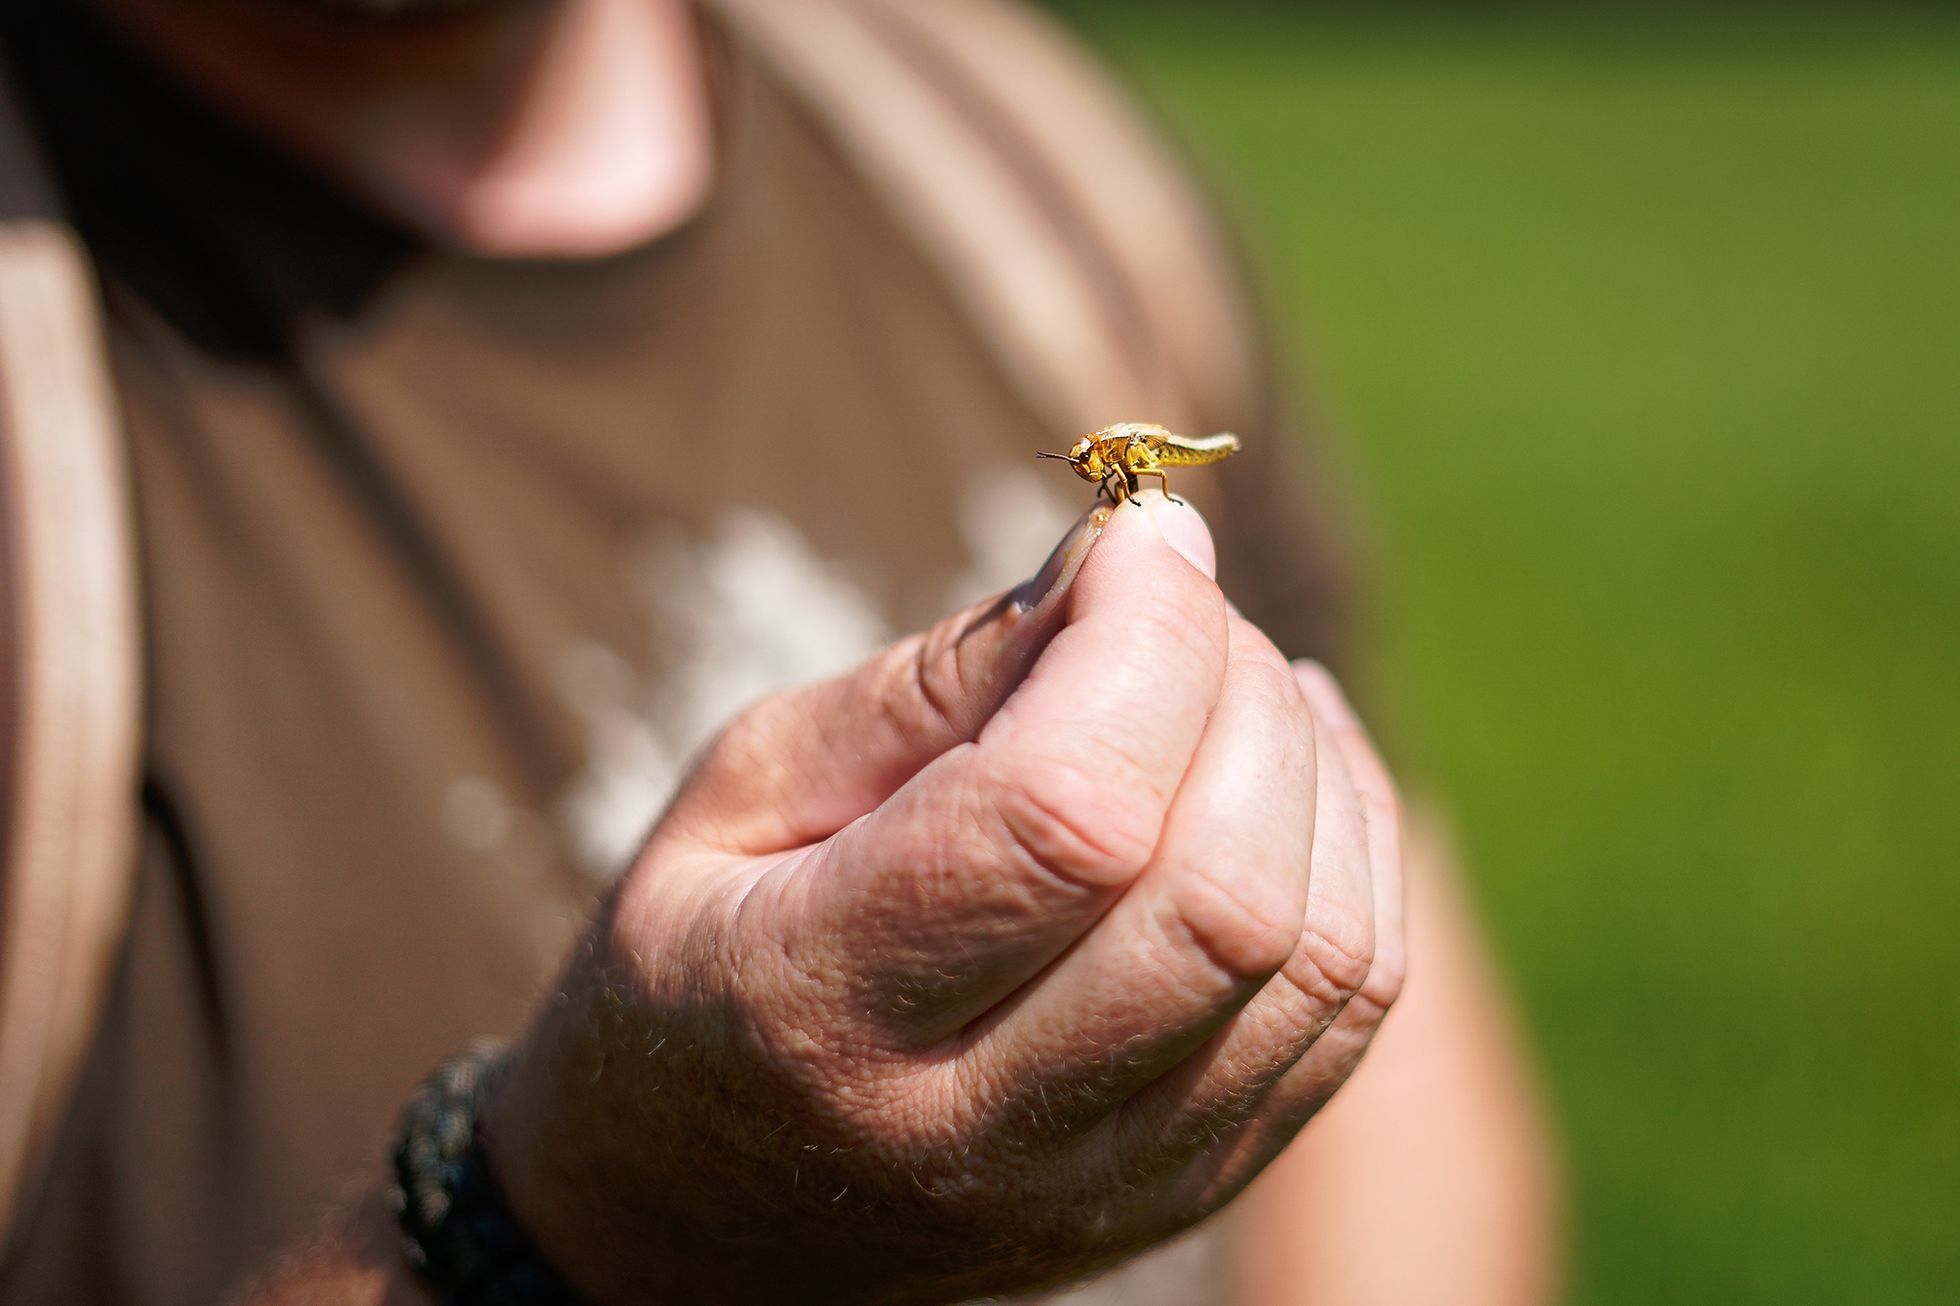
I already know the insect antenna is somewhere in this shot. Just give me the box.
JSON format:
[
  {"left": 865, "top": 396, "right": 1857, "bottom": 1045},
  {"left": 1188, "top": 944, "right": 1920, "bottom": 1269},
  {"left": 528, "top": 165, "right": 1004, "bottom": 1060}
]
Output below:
[{"left": 1035, "top": 451, "right": 1077, "bottom": 463}]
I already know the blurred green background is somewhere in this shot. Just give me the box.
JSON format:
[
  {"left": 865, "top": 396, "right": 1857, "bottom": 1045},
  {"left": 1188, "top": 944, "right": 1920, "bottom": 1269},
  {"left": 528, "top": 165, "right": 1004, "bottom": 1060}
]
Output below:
[{"left": 1050, "top": 4, "right": 1959, "bottom": 1303}]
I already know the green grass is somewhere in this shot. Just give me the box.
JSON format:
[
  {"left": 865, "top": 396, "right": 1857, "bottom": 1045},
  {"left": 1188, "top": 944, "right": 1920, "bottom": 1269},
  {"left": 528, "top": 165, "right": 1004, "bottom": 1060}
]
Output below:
[{"left": 1051, "top": 6, "right": 1960, "bottom": 1303}]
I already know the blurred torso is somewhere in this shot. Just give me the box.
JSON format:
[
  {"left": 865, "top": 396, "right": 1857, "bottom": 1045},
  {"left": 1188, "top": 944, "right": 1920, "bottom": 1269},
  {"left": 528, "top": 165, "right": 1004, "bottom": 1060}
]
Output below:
[{"left": 0, "top": 6, "right": 1333, "bottom": 1302}]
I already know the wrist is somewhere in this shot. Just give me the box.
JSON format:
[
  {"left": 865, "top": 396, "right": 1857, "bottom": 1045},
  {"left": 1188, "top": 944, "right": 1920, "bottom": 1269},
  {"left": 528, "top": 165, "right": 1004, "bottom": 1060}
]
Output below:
[
  {"left": 389, "top": 1041, "right": 588, "bottom": 1305},
  {"left": 472, "top": 1013, "right": 669, "bottom": 1306}
]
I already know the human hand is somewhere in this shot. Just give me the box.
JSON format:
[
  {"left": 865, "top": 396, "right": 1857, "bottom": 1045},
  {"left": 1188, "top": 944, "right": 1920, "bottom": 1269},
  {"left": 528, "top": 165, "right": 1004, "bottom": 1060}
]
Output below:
[{"left": 483, "top": 494, "right": 1405, "bottom": 1305}]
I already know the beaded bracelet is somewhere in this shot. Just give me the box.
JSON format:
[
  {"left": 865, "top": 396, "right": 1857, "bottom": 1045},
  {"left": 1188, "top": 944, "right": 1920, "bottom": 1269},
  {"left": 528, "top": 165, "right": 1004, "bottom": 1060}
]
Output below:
[{"left": 389, "top": 1041, "right": 587, "bottom": 1306}]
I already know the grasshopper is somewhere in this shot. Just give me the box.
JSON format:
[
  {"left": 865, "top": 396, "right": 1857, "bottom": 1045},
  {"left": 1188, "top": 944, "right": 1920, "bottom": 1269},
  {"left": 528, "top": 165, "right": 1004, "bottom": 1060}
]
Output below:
[{"left": 1037, "top": 422, "right": 1242, "bottom": 504}]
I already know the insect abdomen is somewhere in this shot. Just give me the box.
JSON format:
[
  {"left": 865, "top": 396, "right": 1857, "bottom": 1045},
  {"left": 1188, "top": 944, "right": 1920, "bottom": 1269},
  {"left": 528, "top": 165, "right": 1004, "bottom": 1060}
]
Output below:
[{"left": 1154, "top": 432, "right": 1242, "bottom": 467}]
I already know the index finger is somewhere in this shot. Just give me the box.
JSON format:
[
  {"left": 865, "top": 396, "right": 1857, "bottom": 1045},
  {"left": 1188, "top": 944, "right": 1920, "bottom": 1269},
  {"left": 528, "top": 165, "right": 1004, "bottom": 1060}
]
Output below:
[
  {"left": 782, "top": 493, "right": 1231, "bottom": 1043},
  {"left": 978, "top": 489, "right": 1224, "bottom": 815}
]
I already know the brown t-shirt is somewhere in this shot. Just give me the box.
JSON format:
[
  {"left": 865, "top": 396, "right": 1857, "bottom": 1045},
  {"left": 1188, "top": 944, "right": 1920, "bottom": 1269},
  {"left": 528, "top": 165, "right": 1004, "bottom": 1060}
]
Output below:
[{"left": 0, "top": 5, "right": 1346, "bottom": 1303}]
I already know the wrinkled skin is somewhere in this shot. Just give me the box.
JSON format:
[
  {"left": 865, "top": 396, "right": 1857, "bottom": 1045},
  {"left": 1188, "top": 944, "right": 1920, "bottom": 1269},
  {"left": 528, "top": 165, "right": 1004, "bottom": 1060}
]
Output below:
[{"left": 484, "top": 494, "right": 1405, "bottom": 1305}]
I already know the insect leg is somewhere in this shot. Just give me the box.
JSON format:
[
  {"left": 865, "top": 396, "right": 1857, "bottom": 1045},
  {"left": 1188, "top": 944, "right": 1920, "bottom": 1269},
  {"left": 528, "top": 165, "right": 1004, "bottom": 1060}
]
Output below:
[{"left": 1140, "top": 468, "right": 1183, "bottom": 505}]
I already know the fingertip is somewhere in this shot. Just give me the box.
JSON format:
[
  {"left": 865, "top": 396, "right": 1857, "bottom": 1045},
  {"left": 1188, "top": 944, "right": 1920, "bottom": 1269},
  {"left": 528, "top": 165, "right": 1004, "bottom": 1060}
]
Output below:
[
  {"left": 1147, "top": 491, "right": 1217, "bottom": 579},
  {"left": 1292, "top": 659, "right": 1359, "bottom": 733},
  {"left": 1108, "top": 489, "right": 1216, "bottom": 580}
]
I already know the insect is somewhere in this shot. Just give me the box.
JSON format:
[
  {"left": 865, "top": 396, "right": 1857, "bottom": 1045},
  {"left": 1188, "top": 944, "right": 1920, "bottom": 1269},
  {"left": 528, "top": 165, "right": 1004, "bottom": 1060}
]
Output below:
[{"left": 1037, "top": 422, "right": 1242, "bottom": 504}]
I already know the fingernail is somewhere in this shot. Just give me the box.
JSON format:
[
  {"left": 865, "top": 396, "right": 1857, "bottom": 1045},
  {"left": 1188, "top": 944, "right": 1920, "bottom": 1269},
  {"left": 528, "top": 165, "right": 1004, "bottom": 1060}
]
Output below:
[
  {"left": 1010, "top": 503, "right": 1113, "bottom": 613},
  {"left": 1137, "top": 490, "right": 1216, "bottom": 579}
]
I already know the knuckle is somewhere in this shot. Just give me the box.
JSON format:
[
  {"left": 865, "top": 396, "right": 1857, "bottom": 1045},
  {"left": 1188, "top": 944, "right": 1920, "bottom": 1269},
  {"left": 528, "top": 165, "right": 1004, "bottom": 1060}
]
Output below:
[
  {"left": 1275, "top": 1019, "right": 1378, "bottom": 1121},
  {"left": 1286, "top": 907, "right": 1377, "bottom": 1013},
  {"left": 986, "top": 750, "right": 1160, "bottom": 893},
  {"left": 1162, "top": 863, "right": 1303, "bottom": 985},
  {"left": 1237, "top": 655, "right": 1317, "bottom": 751},
  {"left": 1235, "top": 642, "right": 1305, "bottom": 709},
  {"left": 1227, "top": 613, "right": 1292, "bottom": 674},
  {"left": 913, "top": 625, "right": 971, "bottom": 736},
  {"left": 695, "top": 698, "right": 774, "bottom": 779},
  {"left": 882, "top": 627, "right": 967, "bottom": 751},
  {"left": 708, "top": 684, "right": 825, "bottom": 787},
  {"left": 1360, "top": 928, "right": 1407, "bottom": 1014}
]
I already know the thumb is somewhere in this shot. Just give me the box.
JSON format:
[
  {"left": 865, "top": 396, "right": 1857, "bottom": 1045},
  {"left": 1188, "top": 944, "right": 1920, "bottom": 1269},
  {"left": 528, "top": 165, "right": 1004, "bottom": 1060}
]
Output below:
[{"left": 661, "top": 501, "right": 1114, "bottom": 854}]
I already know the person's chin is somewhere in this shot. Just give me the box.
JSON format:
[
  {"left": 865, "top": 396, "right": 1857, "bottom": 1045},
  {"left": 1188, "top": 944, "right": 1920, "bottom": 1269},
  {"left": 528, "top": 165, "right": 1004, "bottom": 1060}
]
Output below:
[{"left": 382, "top": 152, "right": 715, "bottom": 261}]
